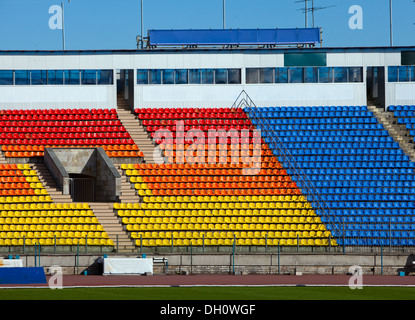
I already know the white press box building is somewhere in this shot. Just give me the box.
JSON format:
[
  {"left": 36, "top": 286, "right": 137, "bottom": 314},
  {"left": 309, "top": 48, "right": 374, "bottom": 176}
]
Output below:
[{"left": 0, "top": 45, "right": 414, "bottom": 110}]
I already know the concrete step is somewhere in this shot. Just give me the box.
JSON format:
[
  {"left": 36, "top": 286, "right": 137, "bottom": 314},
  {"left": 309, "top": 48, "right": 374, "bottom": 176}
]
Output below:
[
  {"left": 87, "top": 202, "right": 137, "bottom": 252},
  {"left": 368, "top": 105, "right": 415, "bottom": 162},
  {"left": 30, "top": 162, "right": 73, "bottom": 203},
  {"left": 116, "top": 97, "right": 164, "bottom": 164}
]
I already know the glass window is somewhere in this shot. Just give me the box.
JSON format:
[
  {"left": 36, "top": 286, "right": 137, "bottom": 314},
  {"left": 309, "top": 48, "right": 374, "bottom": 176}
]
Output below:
[
  {"left": 175, "top": 69, "right": 188, "bottom": 84},
  {"left": 388, "top": 66, "right": 398, "bottom": 82},
  {"left": 162, "top": 69, "right": 174, "bottom": 84},
  {"left": 304, "top": 67, "right": 318, "bottom": 83},
  {"left": 201, "top": 69, "right": 214, "bottom": 84},
  {"left": 318, "top": 67, "right": 333, "bottom": 83},
  {"left": 188, "top": 69, "right": 201, "bottom": 84},
  {"left": 215, "top": 69, "right": 228, "bottom": 84},
  {"left": 137, "top": 69, "right": 148, "bottom": 84},
  {"left": 81, "top": 70, "right": 97, "bottom": 85},
  {"left": 64, "top": 70, "right": 80, "bottom": 85},
  {"left": 260, "top": 68, "right": 274, "bottom": 84},
  {"left": 246, "top": 68, "right": 259, "bottom": 84},
  {"left": 228, "top": 69, "right": 241, "bottom": 84},
  {"left": 149, "top": 69, "right": 161, "bottom": 84},
  {"left": 275, "top": 68, "right": 288, "bottom": 83},
  {"left": 288, "top": 67, "right": 303, "bottom": 83},
  {"left": 30, "top": 70, "right": 47, "bottom": 85},
  {"left": 0, "top": 70, "right": 13, "bottom": 85},
  {"left": 348, "top": 67, "right": 363, "bottom": 83},
  {"left": 334, "top": 67, "right": 348, "bottom": 83},
  {"left": 97, "top": 70, "right": 113, "bottom": 85},
  {"left": 398, "top": 66, "right": 410, "bottom": 82},
  {"left": 47, "top": 70, "right": 64, "bottom": 85},
  {"left": 411, "top": 66, "right": 415, "bottom": 82},
  {"left": 14, "top": 70, "right": 30, "bottom": 85}
]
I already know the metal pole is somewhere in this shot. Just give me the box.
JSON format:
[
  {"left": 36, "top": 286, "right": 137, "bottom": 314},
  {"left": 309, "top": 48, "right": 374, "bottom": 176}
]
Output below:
[
  {"left": 223, "top": 0, "right": 226, "bottom": 29},
  {"left": 34, "top": 243, "right": 37, "bottom": 267},
  {"left": 141, "top": 0, "right": 144, "bottom": 49},
  {"left": 61, "top": 2, "right": 65, "bottom": 50},
  {"left": 381, "top": 243, "right": 383, "bottom": 275},
  {"left": 232, "top": 234, "right": 235, "bottom": 274},
  {"left": 389, "top": 0, "right": 393, "bottom": 46},
  {"left": 190, "top": 240, "right": 193, "bottom": 275},
  {"left": 76, "top": 242, "right": 79, "bottom": 274},
  {"left": 311, "top": 0, "right": 315, "bottom": 28},
  {"left": 305, "top": 0, "right": 308, "bottom": 28},
  {"left": 342, "top": 217, "right": 345, "bottom": 254},
  {"left": 277, "top": 240, "right": 280, "bottom": 275}
]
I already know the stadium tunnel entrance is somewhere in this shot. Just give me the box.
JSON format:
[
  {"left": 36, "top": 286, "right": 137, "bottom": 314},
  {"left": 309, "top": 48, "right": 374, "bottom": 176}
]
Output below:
[
  {"left": 69, "top": 173, "right": 95, "bottom": 202},
  {"left": 44, "top": 147, "right": 121, "bottom": 203}
]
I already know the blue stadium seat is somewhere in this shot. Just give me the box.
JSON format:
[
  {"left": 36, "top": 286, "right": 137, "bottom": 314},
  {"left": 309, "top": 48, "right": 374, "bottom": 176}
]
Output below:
[{"left": 252, "top": 105, "right": 415, "bottom": 247}]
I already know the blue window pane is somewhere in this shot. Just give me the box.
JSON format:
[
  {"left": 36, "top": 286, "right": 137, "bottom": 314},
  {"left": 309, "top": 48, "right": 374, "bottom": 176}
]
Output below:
[
  {"left": 319, "top": 67, "right": 333, "bottom": 83},
  {"left": 81, "top": 70, "right": 97, "bottom": 85},
  {"left": 215, "top": 69, "right": 228, "bottom": 84},
  {"left": 304, "top": 67, "right": 318, "bottom": 83},
  {"left": 137, "top": 69, "right": 148, "bottom": 84},
  {"left": 30, "top": 70, "right": 47, "bottom": 85},
  {"left": 162, "top": 69, "right": 174, "bottom": 84},
  {"left": 175, "top": 69, "right": 188, "bottom": 84},
  {"left": 288, "top": 67, "right": 303, "bottom": 83},
  {"left": 334, "top": 67, "right": 348, "bottom": 83},
  {"left": 97, "top": 70, "right": 113, "bottom": 85},
  {"left": 64, "top": 70, "right": 80, "bottom": 85},
  {"left": 47, "top": 70, "right": 64, "bottom": 85},
  {"left": 0, "top": 70, "right": 13, "bottom": 85},
  {"left": 188, "top": 69, "right": 201, "bottom": 84},
  {"left": 398, "top": 66, "right": 410, "bottom": 82},
  {"left": 149, "top": 69, "right": 161, "bottom": 84},
  {"left": 388, "top": 66, "right": 398, "bottom": 82},
  {"left": 275, "top": 68, "right": 288, "bottom": 83},
  {"left": 201, "top": 69, "right": 214, "bottom": 84},
  {"left": 15, "top": 70, "right": 30, "bottom": 85}
]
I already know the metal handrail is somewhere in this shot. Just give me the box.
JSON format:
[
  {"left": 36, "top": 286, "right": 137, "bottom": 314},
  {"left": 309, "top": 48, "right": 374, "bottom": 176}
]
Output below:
[{"left": 232, "top": 91, "right": 343, "bottom": 239}]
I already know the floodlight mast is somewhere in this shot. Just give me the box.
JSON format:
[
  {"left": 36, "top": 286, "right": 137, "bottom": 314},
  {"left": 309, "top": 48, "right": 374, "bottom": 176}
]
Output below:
[
  {"left": 389, "top": 0, "right": 393, "bottom": 47},
  {"left": 141, "top": 0, "right": 144, "bottom": 49},
  {"left": 223, "top": 0, "right": 225, "bottom": 29},
  {"left": 61, "top": 0, "right": 70, "bottom": 51}
]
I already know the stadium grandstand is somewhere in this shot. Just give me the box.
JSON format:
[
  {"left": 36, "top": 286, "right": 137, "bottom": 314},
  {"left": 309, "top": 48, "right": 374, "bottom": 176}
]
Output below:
[{"left": 0, "top": 28, "right": 414, "bottom": 257}]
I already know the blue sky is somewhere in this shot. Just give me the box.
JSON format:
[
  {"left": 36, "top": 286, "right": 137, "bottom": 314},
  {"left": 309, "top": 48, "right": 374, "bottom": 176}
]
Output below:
[{"left": 0, "top": 0, "right": 413, "bottom": 50}]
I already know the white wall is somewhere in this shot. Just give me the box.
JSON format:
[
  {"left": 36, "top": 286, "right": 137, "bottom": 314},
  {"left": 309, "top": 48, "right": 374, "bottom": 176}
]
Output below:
[
  {"left": 135, "top": 83, "right": 367, "bottom": 109},
  {"left": 386, "top": 82, "right": 415, "bottom": 107},
  {"left": 0, "top": 86, "right": 116, "bottom": 109}
]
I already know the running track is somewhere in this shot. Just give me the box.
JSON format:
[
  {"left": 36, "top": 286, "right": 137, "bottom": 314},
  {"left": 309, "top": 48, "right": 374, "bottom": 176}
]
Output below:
[{"left": 2, "top": 274, "right": 415, "bottom": 288}]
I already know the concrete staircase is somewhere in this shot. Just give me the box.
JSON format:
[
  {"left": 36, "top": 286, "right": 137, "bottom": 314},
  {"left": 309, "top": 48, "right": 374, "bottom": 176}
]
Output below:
[
  {"left": 0, "top": 153, "right": 8, "bottom": 165},
  {"left": 30, "top": 162, "right": 73, "bottom": 203},
  {"left": 114, "top": 163, "right": 142, "bottom": 203},
  {"left": 116, "top": 95, "right": 164, "bottom": 164},
  {"left": 88, "top": 202, "right": 137, "bottom": 253},
  {"left": 368, "top": 105, "right": 415, "bottom": 162},
  {"left": 31, "top": 162, "right": 137, "bottom": 253}
]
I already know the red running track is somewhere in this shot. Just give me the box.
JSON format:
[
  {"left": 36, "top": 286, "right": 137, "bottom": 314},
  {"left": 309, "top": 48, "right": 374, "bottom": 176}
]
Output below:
[{"left": 2, "top": 274, "right": 415, "bottom": 288}]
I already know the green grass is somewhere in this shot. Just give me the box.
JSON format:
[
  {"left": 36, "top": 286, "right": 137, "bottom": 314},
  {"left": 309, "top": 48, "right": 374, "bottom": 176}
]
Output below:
[{"left": 0, "top": 286, "right": 414, "bottom": 300}]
